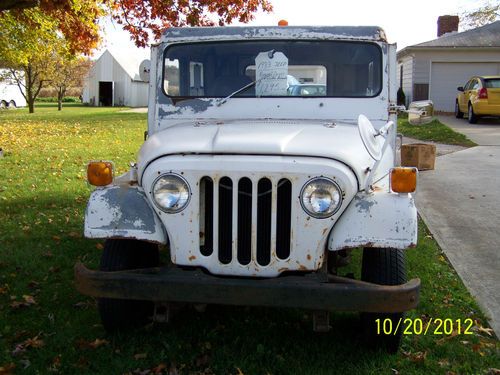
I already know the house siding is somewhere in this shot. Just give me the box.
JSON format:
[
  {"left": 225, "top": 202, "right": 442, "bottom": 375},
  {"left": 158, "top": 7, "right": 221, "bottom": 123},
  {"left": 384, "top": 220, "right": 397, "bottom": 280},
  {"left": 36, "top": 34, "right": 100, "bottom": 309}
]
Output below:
[
  {"left": 412, "top": 49, "right": 500, "bottom": 84},
  {"left": 397, "top": 55, "right": 414, "bottom": 105}
]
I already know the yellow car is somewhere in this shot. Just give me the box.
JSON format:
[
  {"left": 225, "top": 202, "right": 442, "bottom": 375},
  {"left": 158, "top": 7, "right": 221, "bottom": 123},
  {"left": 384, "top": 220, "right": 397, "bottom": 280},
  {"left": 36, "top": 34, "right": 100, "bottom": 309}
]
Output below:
[{"left": 455, "top": 76, "right": 500, "bottom": 123}]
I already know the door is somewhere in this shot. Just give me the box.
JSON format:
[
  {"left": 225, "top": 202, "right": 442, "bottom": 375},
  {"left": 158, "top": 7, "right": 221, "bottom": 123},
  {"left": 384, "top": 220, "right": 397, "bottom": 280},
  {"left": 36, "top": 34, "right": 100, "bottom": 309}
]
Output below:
[
  {"left": 98, "top": 81, "right": 113, "bottom": 106},
  {"left": 430, "top": 62, "right": 500, "bottom": 112}
]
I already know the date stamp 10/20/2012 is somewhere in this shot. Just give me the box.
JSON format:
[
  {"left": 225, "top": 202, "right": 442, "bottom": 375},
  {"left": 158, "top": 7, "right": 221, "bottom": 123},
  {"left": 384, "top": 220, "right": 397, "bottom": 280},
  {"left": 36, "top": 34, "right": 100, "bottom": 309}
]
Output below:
[{"left": 375, "top": 318, "right": 475, "bottom": 336}]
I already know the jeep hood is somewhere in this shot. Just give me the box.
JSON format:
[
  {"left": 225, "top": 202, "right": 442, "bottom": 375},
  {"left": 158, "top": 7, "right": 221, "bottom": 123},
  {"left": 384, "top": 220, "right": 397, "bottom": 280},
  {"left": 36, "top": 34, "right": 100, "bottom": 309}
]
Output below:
[{"left": 137, "top": 119, "right": 380, "bottom": 187}]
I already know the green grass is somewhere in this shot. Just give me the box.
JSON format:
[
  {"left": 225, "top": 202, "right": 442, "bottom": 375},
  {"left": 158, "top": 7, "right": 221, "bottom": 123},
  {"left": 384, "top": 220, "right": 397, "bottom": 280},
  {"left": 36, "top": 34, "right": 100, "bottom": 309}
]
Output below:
[
  {"left": 0, "top": 104, "right": 498, "bottom": 374},
  {"left": 398, "top": 118, "right": 477, "bottom": 147}
]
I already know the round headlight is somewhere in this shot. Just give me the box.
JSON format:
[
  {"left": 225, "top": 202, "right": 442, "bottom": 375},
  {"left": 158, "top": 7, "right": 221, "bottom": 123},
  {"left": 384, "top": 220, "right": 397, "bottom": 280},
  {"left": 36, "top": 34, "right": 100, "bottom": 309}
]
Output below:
[
  {"left": 152, "top": 174, "right": 190, "bottom": 213},
  {"left": 300, "top": 177, "right": 342, "bottom": 218}
]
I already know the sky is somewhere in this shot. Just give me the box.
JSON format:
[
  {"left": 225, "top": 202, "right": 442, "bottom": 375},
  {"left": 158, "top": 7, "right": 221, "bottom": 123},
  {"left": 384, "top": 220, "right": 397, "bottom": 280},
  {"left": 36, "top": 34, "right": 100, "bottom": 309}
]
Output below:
[{"left": 95, "top": 0, "right": 485, "bottom": 60}]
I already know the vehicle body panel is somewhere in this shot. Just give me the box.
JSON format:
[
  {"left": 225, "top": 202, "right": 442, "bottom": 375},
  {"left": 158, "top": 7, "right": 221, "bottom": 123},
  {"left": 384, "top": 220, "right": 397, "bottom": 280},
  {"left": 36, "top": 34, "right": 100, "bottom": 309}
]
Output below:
[
  {"left": 458, "top": 76, "right": 500, "bottom": 116},
  {"left": 85, "top": 185, "right": 167, "bottom": 244}
]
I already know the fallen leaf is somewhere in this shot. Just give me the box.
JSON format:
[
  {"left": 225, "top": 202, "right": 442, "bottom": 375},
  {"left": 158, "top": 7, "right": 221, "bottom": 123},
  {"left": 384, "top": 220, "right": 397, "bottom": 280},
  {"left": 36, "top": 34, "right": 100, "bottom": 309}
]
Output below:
[
  {"left": 96, "top": 243, "right": 104, "bottom": 250},
  {"left": 152, "top": 363, "right": 167, "bottom": 374},
  {"left": 52, "top": 236, "right": 61, "bottom": 242},
  {"left": 403, "top": 350, "right": 427, "bottom": 363},
  {"left": 236, "top": 368, "right": 245, "bottom": 375},
  {"left": 438, "top": 359, "right": 450, "bottom": 367},
  {"left": 478, "top": 326, "right": 494, "bottom": 336},
  {"left": 134, "top": 353, "right": 148, "bottom": 360},
  {"left": 68, "top": 231, "right": 80, "bottom": 238},
  {"left": 0, "top": 363, "right": 16, "bottom": 375},
  {"left": 88, "top": 338, "right": 109, "bottom": 349},
  {"left": 487, "top": 369, "right": 500, "bottom": 375}
]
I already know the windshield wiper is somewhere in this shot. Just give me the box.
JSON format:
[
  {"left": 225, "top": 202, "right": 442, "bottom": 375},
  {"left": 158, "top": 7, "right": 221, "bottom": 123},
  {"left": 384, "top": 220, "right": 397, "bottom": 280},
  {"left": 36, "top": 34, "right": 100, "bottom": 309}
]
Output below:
[{"left": 217, "top": 80, "right": 256, "bottom": 107}]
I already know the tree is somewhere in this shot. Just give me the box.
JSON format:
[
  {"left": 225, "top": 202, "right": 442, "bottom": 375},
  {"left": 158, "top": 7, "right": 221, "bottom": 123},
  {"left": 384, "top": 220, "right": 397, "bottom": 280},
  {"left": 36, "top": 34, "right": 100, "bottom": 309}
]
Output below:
[
  {"left": 50, "top": 56, "right": 92, "bottom": 111},
  {"left": 0, "top": 0, "right": 103, "bottom": 55},
  {"left": 461, "top": 1, "right": 500, "bottom": 29},
  {"left": 110, "top": 0, "right": 273, "bottom": 47},
  {"left": 0, "top": 1, "right": 273, "bottom": 51},
  {"left": 0, "top": 8, "right": 65, "bottom": 113}
]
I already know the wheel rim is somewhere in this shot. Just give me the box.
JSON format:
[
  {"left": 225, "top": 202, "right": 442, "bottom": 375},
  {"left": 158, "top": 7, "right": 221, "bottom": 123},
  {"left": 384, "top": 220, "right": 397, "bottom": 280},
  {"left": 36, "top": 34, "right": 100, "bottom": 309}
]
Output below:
[
  {"left": 9, "top": 101, "right": 15, "bottom": 108},
  {"left": 468, "top": 105, "right": 472, "bottom": 120}
]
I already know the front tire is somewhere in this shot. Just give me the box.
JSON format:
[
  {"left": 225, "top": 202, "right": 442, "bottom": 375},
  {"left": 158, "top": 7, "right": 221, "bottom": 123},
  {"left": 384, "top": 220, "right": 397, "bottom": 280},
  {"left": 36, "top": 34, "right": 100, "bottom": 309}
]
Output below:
[
  {"left": 98, "top": 239, "right": 159, "bottom": 332},
  {"left": 360, "top": 248, "right": 406, "bottom": 353},
  {"left": 454, "top": 101, "right": 463, "bottom": 118},
  {"left": 468, "top": 103, "right": 478, "bottom": 124}
]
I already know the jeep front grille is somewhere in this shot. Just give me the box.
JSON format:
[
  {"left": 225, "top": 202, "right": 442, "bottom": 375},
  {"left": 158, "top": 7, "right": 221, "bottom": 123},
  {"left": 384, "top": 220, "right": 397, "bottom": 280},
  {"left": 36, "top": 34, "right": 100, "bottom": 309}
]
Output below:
[{"left": 199, "top": 176, "right": 292, "bottom": 266}]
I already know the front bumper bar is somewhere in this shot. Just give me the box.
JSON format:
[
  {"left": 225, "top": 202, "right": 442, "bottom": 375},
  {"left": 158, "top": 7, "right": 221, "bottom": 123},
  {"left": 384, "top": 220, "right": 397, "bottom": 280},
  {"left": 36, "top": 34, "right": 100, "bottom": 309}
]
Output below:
[{"left": 75, "top": 263, "right": 420, "bottom": 313}]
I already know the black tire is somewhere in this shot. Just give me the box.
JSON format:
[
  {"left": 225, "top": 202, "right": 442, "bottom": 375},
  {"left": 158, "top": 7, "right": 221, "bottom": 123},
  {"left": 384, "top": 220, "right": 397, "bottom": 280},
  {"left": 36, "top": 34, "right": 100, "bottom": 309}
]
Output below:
[
  {"left": 0, "top": 101, "right": 6, "bottom": 109},
  {"left": 468, "top": 103, "right": 478, "bottom": 124},
  {"left": 98, "top": 239, "right": 159, "bottom": 332},
  {"left": 360, "top": 248, "right": 406, "bottom": 353},
  {"left": 454, "top": 101, "right": 463, "bottom": 118}
]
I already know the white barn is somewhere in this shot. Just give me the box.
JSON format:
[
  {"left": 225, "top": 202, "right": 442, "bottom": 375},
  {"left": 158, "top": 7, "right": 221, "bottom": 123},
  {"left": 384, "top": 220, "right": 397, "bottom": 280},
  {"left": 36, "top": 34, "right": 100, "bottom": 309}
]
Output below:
[{"left": 83, "top": 50, "right": 149, "bottom": 107}]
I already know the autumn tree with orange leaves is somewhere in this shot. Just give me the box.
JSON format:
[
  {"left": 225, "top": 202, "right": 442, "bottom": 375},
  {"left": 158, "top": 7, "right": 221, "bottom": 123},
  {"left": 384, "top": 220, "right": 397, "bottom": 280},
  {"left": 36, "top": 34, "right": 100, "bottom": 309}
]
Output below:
[{"left": 1, "top": 0, "right": 273, "bottom": 53}]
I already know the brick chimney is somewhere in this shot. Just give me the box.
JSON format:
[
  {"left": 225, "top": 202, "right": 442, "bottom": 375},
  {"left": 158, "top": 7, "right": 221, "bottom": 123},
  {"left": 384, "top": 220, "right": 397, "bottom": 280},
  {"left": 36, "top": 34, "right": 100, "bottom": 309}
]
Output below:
[{"left": 437, "top": 15, "right": 459, "bottom": 37}]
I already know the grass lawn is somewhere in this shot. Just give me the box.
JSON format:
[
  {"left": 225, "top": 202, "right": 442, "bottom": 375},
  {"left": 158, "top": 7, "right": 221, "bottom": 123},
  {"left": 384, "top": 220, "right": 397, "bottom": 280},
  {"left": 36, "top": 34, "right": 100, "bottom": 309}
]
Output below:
[
  {"left": 397, "top": 117, "right": 477, "bottom": 147},
  {"left": 0, "top": 104, "right": 498, "bottom": 374}
]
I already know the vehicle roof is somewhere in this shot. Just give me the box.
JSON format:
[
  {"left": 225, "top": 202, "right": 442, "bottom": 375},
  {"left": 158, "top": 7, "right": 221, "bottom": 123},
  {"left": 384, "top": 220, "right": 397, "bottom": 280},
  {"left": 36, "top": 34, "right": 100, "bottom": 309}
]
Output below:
[
  {"left": 469, "top": 75, "right": 500, "bottom": 80},
  {"left": 160, "top": 26, "right": 387, "bottom": 43}
]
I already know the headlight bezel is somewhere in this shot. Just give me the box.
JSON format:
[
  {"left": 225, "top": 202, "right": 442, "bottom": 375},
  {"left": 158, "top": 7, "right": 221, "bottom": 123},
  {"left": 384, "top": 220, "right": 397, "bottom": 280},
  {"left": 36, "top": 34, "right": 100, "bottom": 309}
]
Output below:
[
  {"left": 151, "top": 173, "right": 191, "bottom": 213},
  {"left": 300, "top": 176, "right": 343, "bottom": 219}
]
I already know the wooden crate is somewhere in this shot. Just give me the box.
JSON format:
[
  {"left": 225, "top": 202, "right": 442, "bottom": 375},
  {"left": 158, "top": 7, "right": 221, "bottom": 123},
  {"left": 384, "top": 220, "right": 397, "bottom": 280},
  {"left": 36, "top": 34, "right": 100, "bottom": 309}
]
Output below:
[{"left": 401, "top": 143, "right": 436, "bottom": 170}]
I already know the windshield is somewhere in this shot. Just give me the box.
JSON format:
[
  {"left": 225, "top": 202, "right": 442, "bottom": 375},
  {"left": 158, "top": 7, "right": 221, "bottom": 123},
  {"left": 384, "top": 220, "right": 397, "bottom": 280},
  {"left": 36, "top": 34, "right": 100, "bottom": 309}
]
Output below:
[{"left": 163, "top": 40, "right": 382, "bottom": 98}]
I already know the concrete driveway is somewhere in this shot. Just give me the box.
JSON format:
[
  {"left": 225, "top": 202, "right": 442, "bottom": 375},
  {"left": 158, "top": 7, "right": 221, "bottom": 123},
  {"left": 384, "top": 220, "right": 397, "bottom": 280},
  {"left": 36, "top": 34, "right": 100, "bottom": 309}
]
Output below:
[{"left": 416, "top": 115, "right": 500, "bottom": 335}]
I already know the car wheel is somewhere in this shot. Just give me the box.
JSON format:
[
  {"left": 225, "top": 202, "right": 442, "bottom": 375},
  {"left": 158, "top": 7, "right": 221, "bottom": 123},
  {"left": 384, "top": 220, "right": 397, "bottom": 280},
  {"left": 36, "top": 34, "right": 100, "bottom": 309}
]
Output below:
[
  {"left": 98, "top": 239, "right": 159, "bottom": 332},
  {"left": 0, "top": 101, "right": 7, "bottom": 109},
  {"left": 468, "top": 103, "right": 478, "bottom": 124},
  {"left": 360, "top": 247, "right": 406, "bottom": 353},
  {"left": 454, "top": 101, "right": 463, "bottom": 118},
  {"left": 8, "top": 100, "right": 16, "bottom": 109}
]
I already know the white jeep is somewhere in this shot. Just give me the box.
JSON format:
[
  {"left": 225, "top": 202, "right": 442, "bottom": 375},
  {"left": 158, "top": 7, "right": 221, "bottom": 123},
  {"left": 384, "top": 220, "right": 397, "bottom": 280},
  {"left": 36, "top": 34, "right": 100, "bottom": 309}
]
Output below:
[{"left": 76, "top": 25, "right": 423, "bottom": 352}]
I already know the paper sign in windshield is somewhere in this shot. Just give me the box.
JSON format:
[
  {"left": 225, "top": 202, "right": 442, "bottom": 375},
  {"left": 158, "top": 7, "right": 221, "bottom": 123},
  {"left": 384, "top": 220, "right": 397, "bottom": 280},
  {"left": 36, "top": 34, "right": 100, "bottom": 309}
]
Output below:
[{"left": 255, "top": 51, "right": 288, "bottom": 96}]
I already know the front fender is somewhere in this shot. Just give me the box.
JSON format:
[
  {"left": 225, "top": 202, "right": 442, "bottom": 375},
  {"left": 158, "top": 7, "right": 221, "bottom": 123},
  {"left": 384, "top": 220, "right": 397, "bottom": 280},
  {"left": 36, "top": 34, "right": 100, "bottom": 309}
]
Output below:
[
  {"left": 84, "top": 185, "right": 167, "bottom": 244},
  {"left": 329, "top": 188, "right": 417, "bottom": 251}
]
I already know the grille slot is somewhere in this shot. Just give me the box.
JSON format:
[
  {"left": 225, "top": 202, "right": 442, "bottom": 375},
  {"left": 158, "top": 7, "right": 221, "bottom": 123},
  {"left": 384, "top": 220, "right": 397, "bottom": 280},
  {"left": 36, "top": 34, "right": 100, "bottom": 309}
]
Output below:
[
  {"left": 199, "top": 177, "right": 213, "bottom": 256},
  {"left": 276, "top": 178, "right": 292, "bottom": 259},
  {"left": 257, "top": 178, "right": 272, "bottom": 266},
  {"left": 218, "top": 177, "right": 233, "bottom": 264},
  {"left": 200, "top": 176, "right": 292, "bottom": 266},
  {"left": 237, "top": 178, "right": 252, "bottom": 265}
]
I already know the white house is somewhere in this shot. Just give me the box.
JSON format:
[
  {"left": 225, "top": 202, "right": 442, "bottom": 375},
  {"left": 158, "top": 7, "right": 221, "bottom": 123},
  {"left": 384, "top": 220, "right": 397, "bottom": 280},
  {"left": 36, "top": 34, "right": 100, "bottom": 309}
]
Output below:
[
  {"left": 397, "top": 17, "right": 500, "bottom": 112},
  {"left": 83, "top": 49, "right": 149, "bottom": 107}
]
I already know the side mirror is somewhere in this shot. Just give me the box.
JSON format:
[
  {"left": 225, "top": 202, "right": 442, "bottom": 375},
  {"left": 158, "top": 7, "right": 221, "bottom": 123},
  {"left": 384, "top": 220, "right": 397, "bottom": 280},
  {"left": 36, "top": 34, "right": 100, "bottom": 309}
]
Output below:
[
  {"left": 408, "top": 100, "right": 434, "bottom": 125},
  {"left": 457, "top": 86, "right": 464, "bottom": 92},
  {"left": 139, "top": 59, "right": 151, "bottom": 82}
]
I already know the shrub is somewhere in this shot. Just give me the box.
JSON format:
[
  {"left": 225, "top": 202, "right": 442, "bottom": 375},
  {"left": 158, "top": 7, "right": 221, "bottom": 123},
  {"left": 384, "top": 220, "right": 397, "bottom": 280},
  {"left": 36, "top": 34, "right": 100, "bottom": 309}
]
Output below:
[{"left": 397, "top": 87, "right": 406, "bottom": 107}]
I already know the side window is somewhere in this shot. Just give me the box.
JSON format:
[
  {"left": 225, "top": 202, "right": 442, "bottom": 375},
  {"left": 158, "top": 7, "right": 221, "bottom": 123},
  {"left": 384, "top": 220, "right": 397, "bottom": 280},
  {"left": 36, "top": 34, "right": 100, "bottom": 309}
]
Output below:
[
  {"left": 471, "top": 79, "right": 480, "bottom": 90},
  {"left": 164, "top": 58, "right": 180, "bottom": 96},
  {"left": 464, "top": 80, "right": 473, "bottom": 90}
]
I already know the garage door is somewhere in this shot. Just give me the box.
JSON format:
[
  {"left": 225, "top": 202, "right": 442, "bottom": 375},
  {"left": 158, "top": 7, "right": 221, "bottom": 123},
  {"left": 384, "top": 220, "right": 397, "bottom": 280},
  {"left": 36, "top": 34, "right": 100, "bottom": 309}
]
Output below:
[{"left": 430, "top": 62, "right": 500, "bottom": 112}]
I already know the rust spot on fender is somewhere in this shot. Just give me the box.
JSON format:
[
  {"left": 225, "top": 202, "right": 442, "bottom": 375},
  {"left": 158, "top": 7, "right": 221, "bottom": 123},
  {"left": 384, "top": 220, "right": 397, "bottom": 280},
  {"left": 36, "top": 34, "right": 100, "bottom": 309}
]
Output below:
[
  {"left": 189, "top": 255, "right": 196, "bottom": 261},
  {"left": 307, "top": 254, "right": 312, "bottom": 261}
]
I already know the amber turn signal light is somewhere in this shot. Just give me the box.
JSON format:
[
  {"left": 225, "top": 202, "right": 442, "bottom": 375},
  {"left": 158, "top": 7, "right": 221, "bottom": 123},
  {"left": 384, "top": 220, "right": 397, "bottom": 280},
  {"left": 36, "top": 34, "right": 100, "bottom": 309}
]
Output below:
[
  {"left": 390, "top": 167, "right": 417, "bottom": 193},
  {"left": 278, "top": 19, "right": 289, "bottom": 26},
  {"left": 87, "top": 161, "right": 113, "bottom": 186}
]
